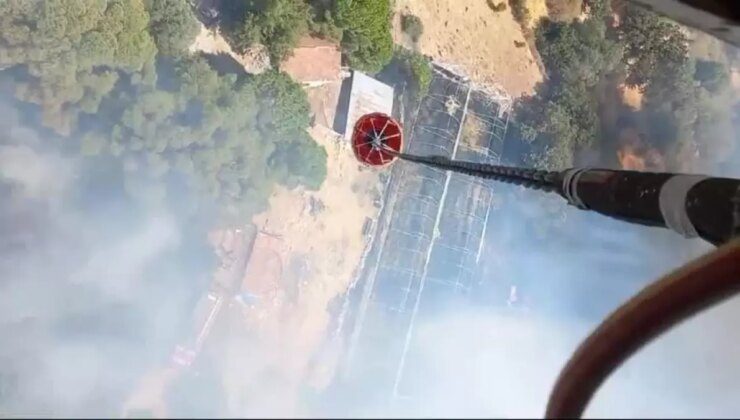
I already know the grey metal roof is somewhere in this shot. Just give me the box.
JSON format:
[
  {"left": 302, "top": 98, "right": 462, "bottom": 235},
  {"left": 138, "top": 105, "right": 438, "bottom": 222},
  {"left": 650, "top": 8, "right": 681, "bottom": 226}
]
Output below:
[{"left": 343, "top": 71, "right": 395, "bottom": 142}]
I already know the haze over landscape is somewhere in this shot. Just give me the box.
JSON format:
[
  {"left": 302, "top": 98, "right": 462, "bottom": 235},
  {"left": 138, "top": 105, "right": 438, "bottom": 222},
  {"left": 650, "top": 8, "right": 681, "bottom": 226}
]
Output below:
[{"left": 0, "top": 0, "right": 739, "bottom": 417}]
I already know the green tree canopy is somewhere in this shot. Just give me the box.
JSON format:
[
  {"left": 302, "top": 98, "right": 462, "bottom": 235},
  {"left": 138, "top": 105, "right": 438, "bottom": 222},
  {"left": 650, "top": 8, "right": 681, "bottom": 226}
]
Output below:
[
  {"left": 515, "top": 17, "right": 622, "bottom": 169},
  {"left": 269, "top": 130, "right": 328, "bottom": 190},
  {"left": 144, "top": 0, "right": 200, "bottom": 56},
  {"left": 335, "top": 0, "right": 393, "bottom": 73},
  {"left": 223, "top": 0, "right": 311, "bottom": 63},
  {"left": 619, "top": 6, "right": 689, "bottom": 90},
  {"left": 252, "top": 70, "right": 312, "bottom": 136},
  {"left": 80, "top": 58, "right": 324, "bottom": 220},
  {"left": 1, "top": 1, "right": 328, "bottom": 222},
  {"left": 308, "top": 8, "right": 343, "bottom": 42},
  {"left": 516, "top": 2, "right": 734, "bottom": 173},
  {"left": 394, "top": 48, "right": 432, "bottom": 97},
  {"left": 537, "top": 19, "right": 622, "bottom": 86},
  {"left": 0, "top": 0, "right": 157, "bottom": 135}
]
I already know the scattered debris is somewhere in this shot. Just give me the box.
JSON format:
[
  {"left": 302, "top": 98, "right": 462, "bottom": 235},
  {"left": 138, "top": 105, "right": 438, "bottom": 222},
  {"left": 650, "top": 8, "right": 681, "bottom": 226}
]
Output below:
[
  {"left": 445, "top": 95, "right": 461, "bottom": 115},
  {"left": 306, "top": 196, "right": 326, "bottom": 217}
]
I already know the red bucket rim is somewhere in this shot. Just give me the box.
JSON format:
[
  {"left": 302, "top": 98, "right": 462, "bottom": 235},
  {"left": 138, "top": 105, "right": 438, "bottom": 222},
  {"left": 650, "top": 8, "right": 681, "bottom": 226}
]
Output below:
[{"left": 351, "top": 113, "right": 403, "bottom": 166}]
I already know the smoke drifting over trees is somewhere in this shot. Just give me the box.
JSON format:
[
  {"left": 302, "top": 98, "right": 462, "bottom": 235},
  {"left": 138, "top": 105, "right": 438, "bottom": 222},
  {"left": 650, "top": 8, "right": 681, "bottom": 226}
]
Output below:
[
  {"left": 0, "top": 0, "right": 327, "bottom": 224},
  {"left": 1, "top": 0, "right": 739, "bottom": 418},
  {"left": 0, "top": 100, "right": 218, "bottom": 416},
  {"left": 0, "top": 0, "right": 327, "bottom": 416},
  {"left": 513, "top": 0, "right": 736, "bottom": 172}
]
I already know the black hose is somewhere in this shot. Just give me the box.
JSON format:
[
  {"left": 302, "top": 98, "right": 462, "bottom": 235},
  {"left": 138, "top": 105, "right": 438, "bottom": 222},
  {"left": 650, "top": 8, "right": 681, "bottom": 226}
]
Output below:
[
  {"left": 390, "top": 150, "right": 740, "bottom": 419},
  {"left": 394, "top": 152, "right": 562, "bottom": 193}
]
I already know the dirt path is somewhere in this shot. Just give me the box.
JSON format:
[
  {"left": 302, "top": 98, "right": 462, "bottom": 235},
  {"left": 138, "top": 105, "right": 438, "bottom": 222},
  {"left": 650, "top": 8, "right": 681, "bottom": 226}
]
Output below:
[{"left": 393, "top": 0, "right": 544, "bottom": 98}]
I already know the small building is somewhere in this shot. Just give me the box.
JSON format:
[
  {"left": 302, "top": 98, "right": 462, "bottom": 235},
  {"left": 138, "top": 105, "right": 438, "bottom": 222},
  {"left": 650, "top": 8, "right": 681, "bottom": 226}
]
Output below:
[
  {"left": 281, "top": 36, "right": 346, "bottom": 87},
  {"left": 335, "top": 71, "right": 395, "bottom": 142},
  {"left": 280, "top": 37, "right": 394, "bottom": 141}
]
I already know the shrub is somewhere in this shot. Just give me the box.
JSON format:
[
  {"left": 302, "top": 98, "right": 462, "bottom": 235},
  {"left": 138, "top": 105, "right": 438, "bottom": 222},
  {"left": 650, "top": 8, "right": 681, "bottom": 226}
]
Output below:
[
  {"left": 395, "top": 48, "right": 433, "bottom": 97},
  {"left": 408, "top": 53, "right": 432, "bottom": 96},
  {"left": 335, "top": 0, "right": 394, "bottom": 73},
  {"left": 233, "top": 0, "right": 310, "bottom": 62},
  {"left": 509, "top": 0, "right": 531, "bottom": 26},
  {"left": 401, "top": 14, "right": 424, "bottom": 43},
  {"left": 487, "top": 0, "right": 508, "bottom": 12},
  {"left": 145, "top": 0, "right": 200, "bottom": 56},
  {"left": 308, "top": 10, "right": 343, "bottom": 42}
]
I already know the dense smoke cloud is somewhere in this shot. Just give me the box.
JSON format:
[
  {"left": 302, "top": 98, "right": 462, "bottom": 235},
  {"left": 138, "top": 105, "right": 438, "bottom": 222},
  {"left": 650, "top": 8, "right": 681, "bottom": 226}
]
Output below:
[
  {"left": 0, "top": 100, "right": 215, "bottom": 417},
  {"left": 1, "top": 41, "right": 739, "bottom": 420},
  {"left": 394, "top": 295, "right": 740, "bottom": 418},
  {"left": 339, "top": 177, "right": 737, "bottom": 418},
  {"left": 2, "top": 99, "right": 738, "bottom": 418},
  {"left": 335, "top": 48, "right": 740, "bottom": 416}
]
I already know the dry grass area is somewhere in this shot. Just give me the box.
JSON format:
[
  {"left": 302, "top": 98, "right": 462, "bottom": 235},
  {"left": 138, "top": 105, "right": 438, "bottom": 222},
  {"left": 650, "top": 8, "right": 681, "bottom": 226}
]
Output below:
[
  {"left": 527, "top": 0, "right": 550, "bottom": 27},
  {"left": 213, "top": 125, "right": 384, "bottom": 416},
  {"left": 304, "top": 82, "right": 343, "bottom": 128},
  {"left": 126, "top": 127, "right": 384, "bottom": 417},
  {"left": 460, "top": 114, "right": 490, "bottom": 154},
  {"left": 393, "top": 0, "right": 543, "bottom": 97},
  {"left": 247, "top": 124, "right": 380, "bottom": 354},
  {"left": 545, "top": 0, "right": 583, "bottom": 22}
]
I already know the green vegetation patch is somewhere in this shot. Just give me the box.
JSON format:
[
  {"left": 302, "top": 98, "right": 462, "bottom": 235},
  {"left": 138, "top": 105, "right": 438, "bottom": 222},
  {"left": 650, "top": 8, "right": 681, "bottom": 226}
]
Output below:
[
  {"left": 0, "top": 0, "right": 327, "bottom": 223},
  {"left": 395, "top": 48, "right": 433, "bottom": 97},
  {"left": 225, "top": 0, "right": 311, "bottom": 63},
  {"left": 335, "top": 0, "right": 394, "bottom": 74},
  {"left": 401, "top": 14, "right": 424, "bottom": 43},
  {"left": 512, "top": 0, "right": 734, "bottom": 171}
]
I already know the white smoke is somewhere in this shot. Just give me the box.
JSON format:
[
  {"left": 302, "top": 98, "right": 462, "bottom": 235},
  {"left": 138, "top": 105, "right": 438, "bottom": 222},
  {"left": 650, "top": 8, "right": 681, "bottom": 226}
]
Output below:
[
  {"left": 70, "top": 215, "right": 182, "bottom": 300},
  {"left": 401, "top": 295, "right": 740, "bottom": 418},
  {"left": 0, "top": 102, "right": 207, "bottom": 417},
  {"left": 0, "top": 144, "right": 73, "bottom": 199},
  {"left": 326, "top": 181, "right": 736, "bottom": 418}
]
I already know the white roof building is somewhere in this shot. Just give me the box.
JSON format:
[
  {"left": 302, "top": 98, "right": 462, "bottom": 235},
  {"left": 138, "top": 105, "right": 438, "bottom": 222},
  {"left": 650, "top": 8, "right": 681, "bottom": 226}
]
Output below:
[{"left": 342, "top": 71, "right": 395, "bottom": 142}]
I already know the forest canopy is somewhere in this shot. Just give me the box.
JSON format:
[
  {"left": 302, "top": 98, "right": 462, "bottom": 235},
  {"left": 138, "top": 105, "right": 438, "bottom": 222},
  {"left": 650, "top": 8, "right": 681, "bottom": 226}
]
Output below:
[
  {"left": 218, "top": 0, "right": 312, "bottom": 63},
  {"left": 145, "top": 0, "right": 201, "bottom": 56},
  {"left": 335, "top": 0, "right": 393, "bottom": 73},
  {"left": 0, "top": 0, "right": 327, "bottom": 223},
  {"left": 215, "top": 0, "right": 393, "bottom": 74},
  {"left": 513, "top": 0, "right": 734, "bottom": 172}
]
